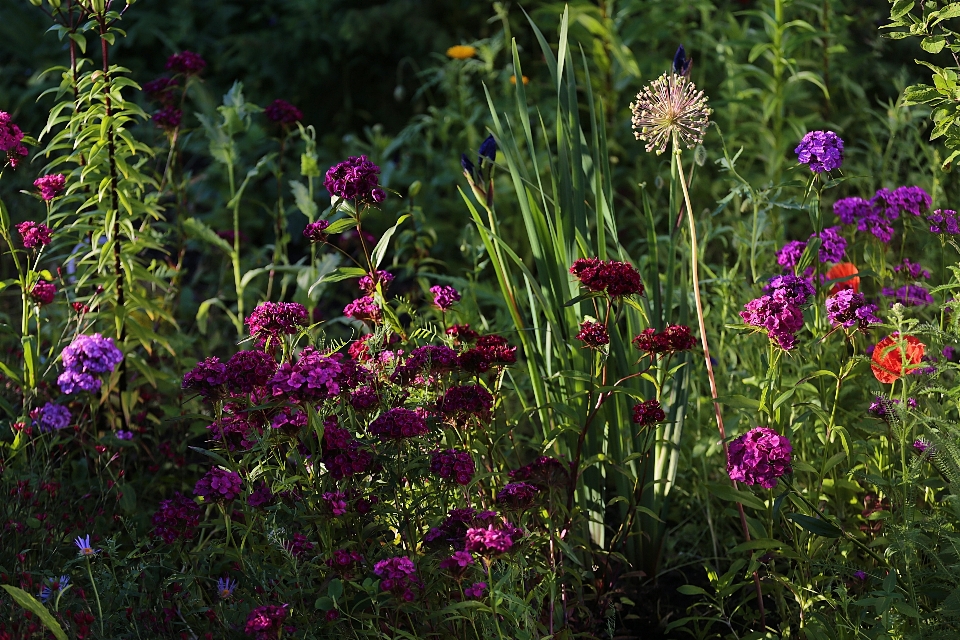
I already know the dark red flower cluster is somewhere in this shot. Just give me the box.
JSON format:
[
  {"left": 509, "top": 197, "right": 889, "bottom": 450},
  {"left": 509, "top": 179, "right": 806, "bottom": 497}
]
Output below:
[
  {"left": 324, "top": 155, "right": 385, "bottom": 203},
  {"left": 207, "top": 409, "right": 260, "bottom": 451},
  {"left": 165, "top": 51, "right": 206, "bottom": 75},
  {"left": 436, "top": 384, "right": 493, "bottom": 423},
  {"left": 151, "top": 492, "right": 201, "bottom": 543},
  {"left": 632, "top": 324, "right": 696, "bottom": 357},
  {"left": 569, "top": 258, "right": 644, "bottom": 297},
  {"left": 392, "top": 345, "right": 459, "bottom": 384},
  {"left": 575, "top": 320, "right": 609, "bottom": 348},
  {"left": 349, "top": 386, "right": 379, "bottom": 411},
  {"left": 430, "top": 449, "right": 475, "bottom": 485},
  {"left": 632, "top": 399, "right": 666, "bottom": 426},
  {"left": 321, "top": 421, "right": 373, "bottom": 480},
  {"left": 460, "top": 335, "right": 517, "bottom": 373},
  {"left": 326, "top": 549, "right": 364, "bottom": 576},
  {"left": 284, "top": 533, "right": 314, "bottom": 558},
  {"left": 225, "top": 350, "right": 277, "bottom": 394},
  {"left": 244, "top": 605, "right": 287, "bottom": 640},
  {"left": 446, "top": 323, "right": 479, "bottom": 343},
  {"left": 182, "top": 357, "right": 228, "bottom": 399},
  {"left": 265, "top": 99, "right": 303, "bottom": 125},
  {"left": 509, "top": 456, "right": 568, "bottom": 489},
  {"left": 496, "top": 482, "right": 539, "bottom": 510},
  {"left": 30, "top": 281, "right": 56, "bottom": 305},
  {"left": 245, "top": 301, "right": 308, "bottom": 344},
  {"left": 369, "top": 407, "right": 429, "bottom": 440}
]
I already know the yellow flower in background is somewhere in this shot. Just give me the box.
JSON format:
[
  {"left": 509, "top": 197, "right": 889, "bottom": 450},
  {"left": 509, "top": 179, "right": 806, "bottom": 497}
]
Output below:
[
  {"left": 446, "top": 45, "right": 477, "bottom": 60},
  {"left": 509, "top": 75, "right": 529, "bottom": 85}
]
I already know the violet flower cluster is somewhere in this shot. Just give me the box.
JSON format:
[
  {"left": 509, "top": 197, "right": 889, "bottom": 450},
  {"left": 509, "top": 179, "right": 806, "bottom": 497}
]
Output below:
[
  {"left": 57, "top": 333, "right": 124, "bottom": 394},
  {"left": 245, "top": 301, "right": 307, "bottom": 345},
  {"left": 16, "top": 221, "right": 52, "bottom": 249},
  {"left": 430, "top": 285, "right": 461, "bottom": 311},
  {"left": 35, "top": 403, "right": 70, "bottom": 432},
  {"left": 324, "top": 155, "right": 385, "bottom": 203},
  {"left": 833, "top": 185, "right": 932, "bottom": 242},
  {"left": 373, "top": 557, "right": 419, "bottom": 602},
  {"left": 727, "top": 426, "right": 792, "bottom": 489},
  {"left": 430, "top": 449, "right": 475, "bottom": 485},
  {"left": 194, "top": 467, "right": 243, "bottom": 502},
  {"left": 825, "top": 290, "right": 880, "bottom": 331},
  {"left": 0, "top": 111, "right": 28, "bottom": 168},
  {"left": 794, "top": 130, "right": 844, "bottom": 172},
  {"left": 740, "top": 275, "right": 814, "bottom": 350}
]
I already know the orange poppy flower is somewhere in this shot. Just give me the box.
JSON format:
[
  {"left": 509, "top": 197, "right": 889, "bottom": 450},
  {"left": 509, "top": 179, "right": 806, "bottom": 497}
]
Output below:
[
  {"left": 446, "top": 45, "right": 477, "bottom": 60},
  {"left": 826, "top": 262, "right": 859, "bottom": 294},
  {"left": 871, "top": 334, "right": 925, "bottom": 384}
]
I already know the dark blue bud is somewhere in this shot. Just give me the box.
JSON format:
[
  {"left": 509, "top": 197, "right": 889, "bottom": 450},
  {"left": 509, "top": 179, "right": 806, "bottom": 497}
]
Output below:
[
  {"left": 478, "top": 135, "right": 497, "bottom": 163},
  {"left": 461, "top": 153, "right": 475, "bottom": 174},
  {"left": 673, "top": 45, "right": 692, "bottom": 77}
]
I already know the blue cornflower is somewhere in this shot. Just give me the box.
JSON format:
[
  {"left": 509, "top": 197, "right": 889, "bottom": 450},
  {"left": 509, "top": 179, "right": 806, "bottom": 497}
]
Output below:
[
  {"left": 217, "top": 576, "right": 238, "bottom": 599},
  {"left": 74, "top": 534, "right": 97, "bottom": 557},
  {"left": 39, "top": 575, "right": 70, "bottom": 603}
]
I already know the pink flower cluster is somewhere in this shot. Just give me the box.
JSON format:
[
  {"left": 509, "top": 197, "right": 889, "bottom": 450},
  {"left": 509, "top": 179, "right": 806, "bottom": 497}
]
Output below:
[
  {"left": 194, "top": 467, "right": 243, "bottom": 502},
  {"left": 343, "top": 296, "right": 382, "bottom": 323},
  {"left": 324, "top": 155, "right": 385, "bottom": 203},
  {"left": 322, "top": 491, "right": 349, "bottom": 516},
  {"left": 16, "top": 221, "right": 52, "bottom": 249},
  {"left": 207, "top": 409, "right": 260, "bottom": 451},
  {"left": 430, "top": 285, "right": 461, "bottom": 310},
  {"left": 740, "top": 275, "right": 815, "bottom": 350},
  {"left": 569, "top": 257, "right": 644, "bottom": 297},
  {"left": 0, "top": 111, "right": 28, "bottom": 168},
  {"left": 359, "top": 270, "right": 394, "bottom": 294},
  {"left": 369, "top": 407, "right": 429, "bottom": 440},
  {"left": 727, "top": 426, "right": 792, "bottom": 489},
  {"left": 244, "top": 604, "right": 287, "bottom": 640},
  {"left": 182, "top": 357, "right": 228, "bottom": 399},
  {"left": 430, "top": 449, "right": 475, "bottom": 485},
  {"left": 438, "top": 550, "right": 474, "bottom": 576},
  {"left": 166, "top": 51, "right": 206, "bottom": 75},
  {"left": 34, "top": 174, "right": 66, "bottom": 201},
  {"left": 245, "top": 301, "right": 307, "bottom": 344},
  {"left": 465, "top": 525, "right": 515, "bottom": 556},
  {"left": 269, "top": 348, "right": 344, "bottom": 402},
  {"left": 303, "top": 219, "right": 330, "bottom": 243},
  {"left": 373, "top": 557, "right": 419, "bottom": 601},
  {"left": 327, "top": 549, "right": 364, "bottom": 575},
  {"left": 30, "top": 281, "right": 56, "bottom": 305},
  {"left": 826, "top": 290, "right": 880, "bottom": 331}
]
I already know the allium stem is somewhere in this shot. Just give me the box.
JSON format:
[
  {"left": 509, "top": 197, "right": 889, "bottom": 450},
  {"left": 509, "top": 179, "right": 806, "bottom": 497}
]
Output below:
[{"left": 675, "top": 146, "right": 767, "bottom": 628}]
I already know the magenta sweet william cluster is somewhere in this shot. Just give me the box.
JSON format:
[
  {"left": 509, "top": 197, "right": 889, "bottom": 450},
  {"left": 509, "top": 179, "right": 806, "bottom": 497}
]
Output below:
[
  {"left": 324, "top": 155, "right": 385, "bottom": 203},
  {"left": 58, "top": 333, "right": 124, "bottom": 394},
  {"left": 245, "top": 301, "right": 307, "bottom": 344},
  {"left": 436, "top": 384, "right": 493, "bottom": 423},
  {"left": 430, "top": 285, "right": 461, "bottom": 311},
  {"left": 34, "top": 174, "right": 66, "bottom": 201},
  {"left": 740, "top": 275, "right": 815, "bottom": 350},
  {"left": 569, "top": 257, "right": 644, "bottom": 297},
  {"left": 16, "top": 221, "right": 52, "bottom": 249},
  {"left": 30, "top": 280, "right": 56, "bottom": 305},
  {"left": 244, "top": 604, "right": 288, "bottom": 640},
  {"left": 465, "top": 525, "right": 515, "bottom": 555},
  {"left": 430, "top": 449, "right": 475, "bottom": 485},
  {"left": 632, "top": 324, "right": 696, "bottom": 356},
  {"left": 369, "top": 407, "right": 429, "bottom": 440},
  {"left": 509, "top": 456, "right": 568, "bottom": 488},
  {"left": 165, "top": 50, "right": 206, "bottom": 75},
  {"left": 373, "top": 557, "right": 419, "bottom": 602},
  {"left": 194, "top": 467, "right": 243, "bottom": 502},
  {"left": 632, "top": 399, "right": 666, "bottom": 426},
  {"left": 727, "top": 426, "right": 792, "bottom": 488},
  {"left": 269, "top": 348, "right": 347, "bottom": 402},
  {"left": 321, "top": 420, "right": 373, "bottom": 479},
  {"left": 303, "top": 219, "right": 330, "bottom": 243},
  {"left": 776, "top": 226, "right": 846, "bottom": 269},
  {"left": 459, "top": 335, "right": 517, "bottom": 373},
  {"left": 226, "top": 349, "right": 277, "bottom": 394},
  {"left": 151, "top": 492, "right": 202, "bottom": 543},
  {"left": 182, "top": 356, "right": 228, "bottom": 399},
  {"left": 496, "top": 482, "right": 539, "bottom": 510},
  {"left": 826, "top": 290, "right": 880, "bottom": 330},
  {"left": 264, "top": 99, "right": 302, "bottom": 125},
  {"left": 343, "top": 296, "right": 382, "bottom": 323},
  {"left": 0, "top": 111, "right": 28, "bottom": 168}
]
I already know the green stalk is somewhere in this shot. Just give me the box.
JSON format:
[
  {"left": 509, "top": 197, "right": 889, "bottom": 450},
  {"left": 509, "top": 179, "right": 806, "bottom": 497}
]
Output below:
[{"left": 85, "top": 556, "right": 104, "bottom": 635}]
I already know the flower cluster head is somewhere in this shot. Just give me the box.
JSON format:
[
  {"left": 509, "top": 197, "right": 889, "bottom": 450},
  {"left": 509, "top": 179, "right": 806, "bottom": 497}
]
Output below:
[
  {"left": 825, "top": 290, "right": 880, "bottom": 331},
  {"left": 871, "top": 334, "right": 926, "bottom": 384},
  {"left": 430, "top": 285, "right": 461, "bottom": 311},
  {"left": 464, "top": 582, "right": 487, "bottom": 599},
  {"left": 359, "top": 270, "right": 394, "bottom": 294},
  {"left": 152, "top": 107, "right": 182, "bottom": 130},
  {"left": 34, "top": 174, "right": 66, "bottom": 201},
  {"left": 183, "top": 357, "right": 228, "bottom": 399},
  {"left": 913, "top": 438, "right": 931, "bottom": 455},
  {"left": 834, "top": 196, "right": 894, "bottom": 243},
  {"left": 374, "top": 557, "right": 419, "bottom": 601},
  {"left": 303, "top": 219, "right": 330, "bottom": 243},
  {"left": 344, "top": 296, "right": 382, "bottom": 323},
  {"left": 350, "top": 385, "right": 379, "bottom": 411},
  {"left": 895, "top": 259, "right": 931, "bottom": 280},
  {"left": 217, "top": 577, "right": 237, "bottom": 600},
  {"left": 265, "top": 99, "right": 302, "bottom": 125},
  {"left": 17, "top": 221, "right": 52, "bottom": 249},
  {"left": 325, "top": 155, "right": 385, "bottom": 203},
  {"left": 194, "top": 467, "right": 243, "bottom": 503},
  {"left": 632, "top": 399, "right": 666, "bottom": 427},
  {"left": 35, "top": 403, "right": 70, "bottom": 432},
  {"left": 284, "top": 532, "right": 314, "bottom": 558},
  {"left": 928, "top": 209, "right": 960, "bottom": 235},
  {"left": 459, "top": 335, "right": 517, "bottom": 373},
  {"left": 465, "top": 525, "right": 515, "bottom": 556},
  {"left": 208, "top": 409, "right": 260, "bottom": 451},
  {"left": 795, "top": 130, "right": 844, "bottom": 173},
  {"left": 225, "top": 350, "right": 277, "bottom": 395},
  {"left": 509, "top": 456, "right": 568, "bottom": 489},
  {"left": 814, "top": 226, "right": 847, "bottom": 263},
  {"left": 882, "top": 285, "right": 934, "bottom": 307},
  {"left": 244, "top": 604, "right": 288, "bottom": 640},
  {"left": 424, "top": 508, "right": 504, "bottom": 550},
  {"left": 74, "top": 534, "right": 97, "bottom": 557},
  {"left": 576, "top": 320, "right": 609, "bottom": 348},
  {"left": 322, "top": 491, "right": 349, "bottom": 516},
  {"left": 446, "top": 45, "right": 477, "bottom": 60},
  {"left": 393, "top": 345, "right": 459, "bottom": 384},
  {"left": 166, "top": 51, "right": 206, "bottom": 75},
  {"left": 632, "top": 324, "right": 696, "bottom": 357},
  {"left": 431, "top": 449, "right": 475, "bottom": 485},
  {"left": 871, "top": 185, "right": 931, "bottom": 219},
  {"left": 776, "top": 240, "right": 806, "bottom": 271},
  {"left": 496, "top": 482, "right": 539, "bottom": 510},
  {"left": 569, "top": 258, "right": 644, "bottom": 297},
  {"left": 30, "top": 281, "right": 56, "bottom": 305},
  {"left": 327, "top": 549, "right": 364, "bottom": 575},
  {"left": 727, "top": 426, "right": 792, "bottom": 489},
  {"left": 0, "top": 111, "right": 28, "bottom": 168},
  {"left": 247, "top": 482, "right": 275, "bottom": 509},
  {"left": 152, "top": 492, "right": 202, "bottom": 543},
  {"left": 369, "top": 407, "right": 429, "bottom": 440},
  {"left": 270, "top": 348, "right": 345, "bottom": 402},
  {"left": 741, "top": 276, "right": 815, "bottom": 350},
  {"left": 631, "top": 72, "right": 710, "bottom": 154},
  {"left": 58, "top": 333, "right": 124, "bottom": 395},
  {"left": 826, "top": 262, "right": 860, "bottom": 294},
  {"left": 321, "top": 421, "right": 373, "bottom": 479},
  {"left": 245, "top": 301, "right": 307, "bottom": 345},
  {"left": 439, "top": 551, "right": 474, "bottom": 576},
  {"left": 436, "top": 384, "right": 493, "bottom": 423},
  {"left": 270, "top": 406, "right": 307, "bottom": 436},
  {"left": 39, "top": 576, "right": 70, "bottom": 603},
  {"left": 447, "top": 323, "right": 479, "bottom": 344}
]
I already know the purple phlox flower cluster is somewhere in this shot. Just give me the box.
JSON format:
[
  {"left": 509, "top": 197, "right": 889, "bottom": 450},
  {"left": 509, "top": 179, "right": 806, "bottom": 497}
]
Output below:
[
  {"left": 913, "top": 438, "right": 931, "bottom": 455},
  {"left": 324, "top": 155, "right": 385, "bottom": 203},
  {"left": 39, "top": 576, "right": 69, "bottom": 603},
  {"left": 34, "top": 174, "right": 66, "bottom": 201},
  {"left": 245, "top": 302, "right": 307, "bottom": 345},
  {"left": 576, "top": 320, "right": 609, "bottom": 348},
  {"left": 35, "top": 403, "right": 70, "bottom": 432},
  {"left": 871, "top": 186, "right": 931, "bottom": 219},
  {"left": 350, "top": 385, "right": 380, "bottom": 411},
  {"left": 244, "top": 604, "right": 288, "bottom": 640},
  {"left": 182, "top": 357, "right": 228, "bottom": 398},
  {"left": 464, "top": 582, "right": 487, "bottom": 599},
  {"left": 270, "top": 406, "right": 307, "bottom": 437},
  {"left": 152, "top": 492, "right": 202, "bottom": 543},
  {"left": 327, "top": 549, "right": 364, "bottom": 575},
  {"left": 439, "top": 551, "right": 474, "bottom": 576},
  {"left": 359, "top": 270, "right": 394, "bottom": 294},
  {"left": 344, "top": 296, "right": 382, "bottom": 323},
  {"left": 270, "top": 348, "right": 344, "bottom": 402},
  {"left": 928, "top": 209, "right": 960, "bottom": 235},
  {"left": 152, "top": 107, "right": 182, "bottom": 130},
  {"left": 430, "top": 449, "right": 475, "bottom": 485},
  {"left": 776, "top": 240, "right": 806, "bottom": 271},
  {"left": 58, "top": 333, "right": 123, "bottom": 395},
  {"left": 166, "top": 51, "right": 206, "bottom": 75},
  {"left": 247, "top": 482, "right": 275, "bottom": 509},
  {"left": 265, "top": 99, "right": 302, "bottom": 125},
  {"left": 765, "top": 275, "right": 816, "bottom": 306},
  {"left": 369, "top": 407, "right": 429, "bottom": 440},
  {"left": 743, "top": 276, "right": 815, "bottom": 350},
  {"left": 217, "top": 577, "right": 238, "bottom": 599},
  {"left": 895, "top": 258, "right": 931, "bottom": 280},
  {"left": 459, "top": 335, "right": 517, "bottom": 373},
  {"left": 632, "top": 399, "right": 666, "bottom": 426},
  {"left": 284, "top": 532, "right": 314, "bottom": 558},
  {"left": 881, "top": 285, "right": 934, "bottom": 307},
  {"left": 16, "top": 221, "right": 52, "bottom": 249},
  {"left": 374, "top": 556, "right": 419, "bottom": 602},
  {"left": 226, "top": 350, "right": 277, "bottom": 395},
  {"left": 321, "top": 421, "right": 373, "bottom": 479},
  {"left": 194, "top": 467, "right": 243, "bottom": 502},
  {"left": 814, "top": 226, "right": 846, "bottom": 263},
  {"left": 825, "top": 290, "right": 880, "bottom": 331},
  {"left": 392, "top": 345, "right": 459, "bottom": 384},
  {"left": 795, "top": 130, "right": 844, "bottom": 172},
  {"left": 424, "top": 508, "right": 498, "bottom": 550},
  {"left": 430, "top": 285, "right": 461, "bottom": 311},
  {"left": 496, "top": 482, "right": 539, "bottom": 510},
  {"left": 436, "top": 384, "right": 493, "bottom": 423},
  {"left": 727, "top": 426, "right": 792, "bottom": 489},
  {"left": 465, "top": 525, "right": 515, "bottom": 555},
  {"left": 30, "top": 280, "right": 56, "bottom": 305},
  {"left": 0, "top": 111, "right": 28, "bottom": 168},
  {"left": 322, "top": 491, "right": 349, "bottom": 516},
  {"left": 833, "top": 196, "right": 894, "bottom": 243},
  {"left": 509, "top": 456, "right": 569, "bottom": 489},
  {"left": 207, "top": 408, "right": 261, "bottom": 451},
  {"left": 303, "top": 219, "right": 330, "bottom": 243},
  {"left": 569, "top": 258, "right": 645, "bottom": 297}
]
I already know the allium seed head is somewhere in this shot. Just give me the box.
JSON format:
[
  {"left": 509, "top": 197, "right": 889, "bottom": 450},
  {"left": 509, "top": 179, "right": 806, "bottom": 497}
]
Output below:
[{"left": 631, "top": 72, "right": 710, "bottom": 155}]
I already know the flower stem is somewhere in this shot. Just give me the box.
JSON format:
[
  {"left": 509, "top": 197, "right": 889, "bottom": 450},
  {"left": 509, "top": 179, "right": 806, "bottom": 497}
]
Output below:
[{"left": 85, "top": 556, "right": 104, "bottom": 636}]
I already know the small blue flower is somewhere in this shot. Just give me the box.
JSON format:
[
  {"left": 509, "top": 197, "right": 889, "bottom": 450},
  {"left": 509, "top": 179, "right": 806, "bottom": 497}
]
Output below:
[
  {"left": 217, "top": 576, "right": 238, "bottom": 599},
  {"left": 74, "top": 534, "right": 97, "bottom": 557},
  {"left": 39, "top": 575, "right": 70, "bottom": 603}
]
